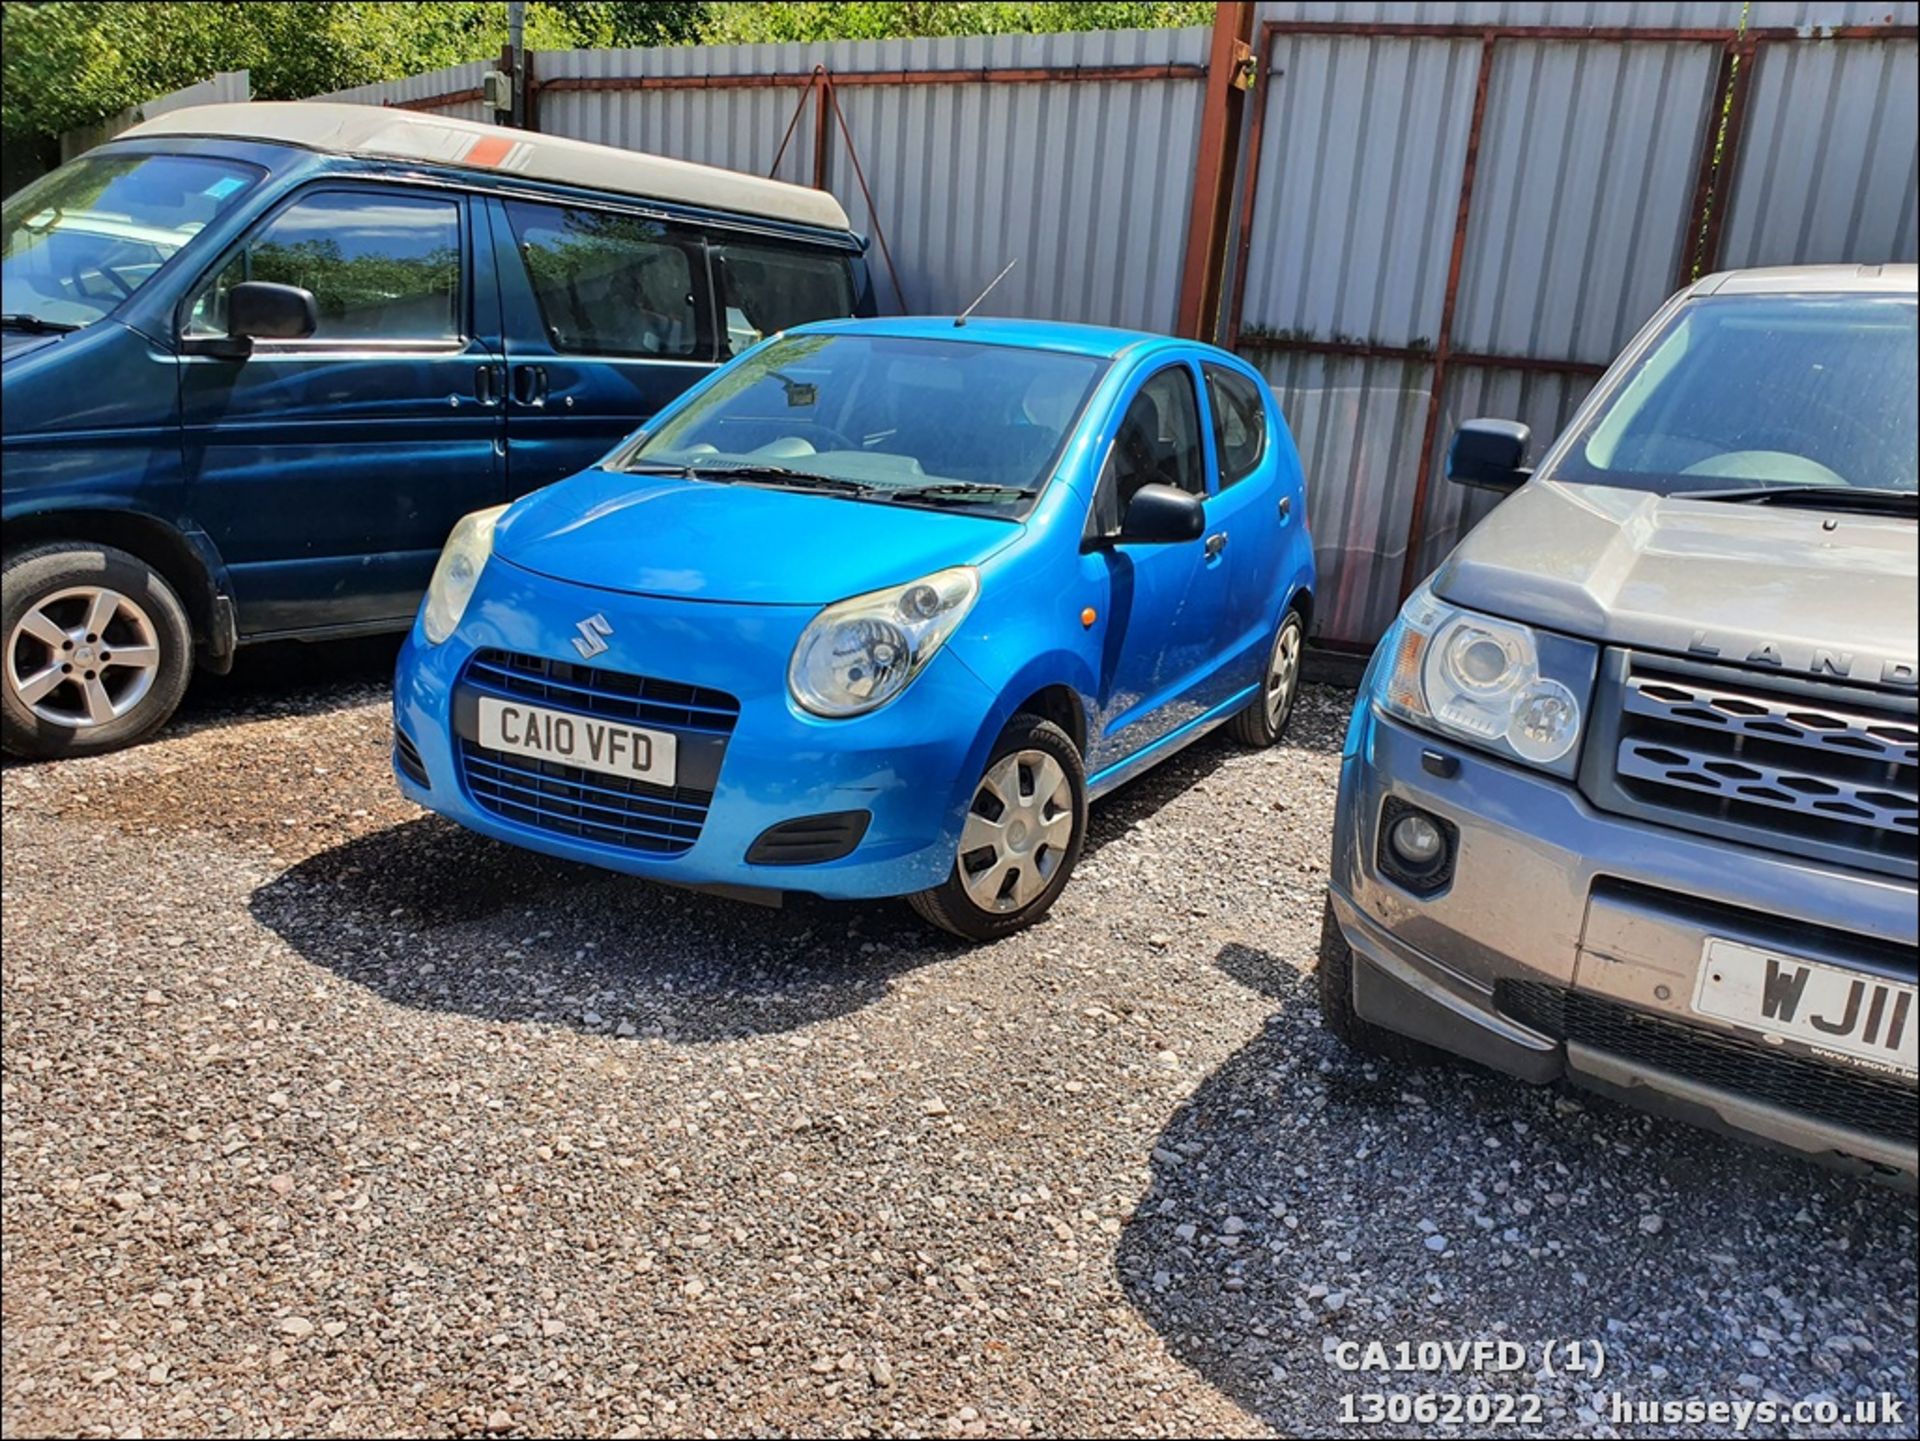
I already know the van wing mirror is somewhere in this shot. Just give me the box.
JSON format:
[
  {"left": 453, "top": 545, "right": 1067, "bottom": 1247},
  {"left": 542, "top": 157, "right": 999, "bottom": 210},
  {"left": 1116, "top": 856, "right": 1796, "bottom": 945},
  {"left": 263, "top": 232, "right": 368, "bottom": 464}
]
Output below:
[
  {"left": 227, "top": 282, "right": 318, "bottom": 342},
  {"left": 1447, "top": 419, "right": 1532, "bottom": 493},
  {"left": 1117, "top": 483, "right": 1206, "bottom": 544}
]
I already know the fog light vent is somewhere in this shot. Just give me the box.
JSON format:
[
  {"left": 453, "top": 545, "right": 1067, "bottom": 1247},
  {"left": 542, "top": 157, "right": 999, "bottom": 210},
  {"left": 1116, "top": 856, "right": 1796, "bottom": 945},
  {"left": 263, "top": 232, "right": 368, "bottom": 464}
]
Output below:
[{"left": 1377, "top": 796, "right": 1457, "bottom": 895}]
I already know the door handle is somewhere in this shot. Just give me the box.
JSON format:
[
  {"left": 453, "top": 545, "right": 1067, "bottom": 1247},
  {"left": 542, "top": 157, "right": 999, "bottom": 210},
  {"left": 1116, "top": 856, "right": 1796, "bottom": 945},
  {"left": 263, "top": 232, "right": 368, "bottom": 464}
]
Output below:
[
  {"left": 1204, "top": 531, "right": 1229, "bottom": 559},
  {"left": 474, "top": 363, "right": 502, "bottom": 405},
  {"left": 512, "top": 364, "right": 547, "bottom": 407},
  {"left": 1277, "top": 496, "right": 1292, "bottom": 521}
]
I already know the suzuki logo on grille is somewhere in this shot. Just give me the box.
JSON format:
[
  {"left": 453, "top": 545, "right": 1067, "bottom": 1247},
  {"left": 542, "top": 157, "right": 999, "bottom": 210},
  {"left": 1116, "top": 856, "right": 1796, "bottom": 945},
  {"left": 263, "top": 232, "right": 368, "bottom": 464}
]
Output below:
[{"left": 571, "top": 613, "right": 613, "bottom": 660}]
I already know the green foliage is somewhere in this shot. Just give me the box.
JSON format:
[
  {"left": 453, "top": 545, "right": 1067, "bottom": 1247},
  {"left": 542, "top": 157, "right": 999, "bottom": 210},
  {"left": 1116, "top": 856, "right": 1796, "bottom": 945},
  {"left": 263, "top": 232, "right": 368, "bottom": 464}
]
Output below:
[
  {"left": 0, "top": 1, "right": 707, "bottom": 147},
  {"left": 696, "top": 1, "right": 1215, "bottom": 45}
]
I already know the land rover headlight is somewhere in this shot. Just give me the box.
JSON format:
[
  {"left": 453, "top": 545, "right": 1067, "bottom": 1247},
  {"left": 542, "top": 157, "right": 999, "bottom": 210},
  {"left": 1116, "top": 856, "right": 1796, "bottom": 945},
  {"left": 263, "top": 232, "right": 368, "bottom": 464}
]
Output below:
[
  {"left": 1379, "top": 584, "right": 1591, "bottom": 772},
  {"left": 421, "top": 504, "right": 507, "bottom": 645},
  {"left": 789, "top": 566, "right": 980, "bottom": 717}
]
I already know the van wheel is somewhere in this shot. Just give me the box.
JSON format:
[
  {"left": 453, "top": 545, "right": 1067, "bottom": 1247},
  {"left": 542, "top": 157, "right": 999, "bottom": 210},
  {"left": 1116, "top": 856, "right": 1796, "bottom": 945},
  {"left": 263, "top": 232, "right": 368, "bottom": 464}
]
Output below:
[
  {"left": 1316, "top": 897, "right": 1437, "bottom": 1063},
  {"left": 1, "top": 543, "right": 194, "bottom": 759},
  {"left": 908, "top": 714, "right": 1087, "bottom": 942},
  {"left": 1228, "top": 606, "right": 1304, "bottom": 747}
]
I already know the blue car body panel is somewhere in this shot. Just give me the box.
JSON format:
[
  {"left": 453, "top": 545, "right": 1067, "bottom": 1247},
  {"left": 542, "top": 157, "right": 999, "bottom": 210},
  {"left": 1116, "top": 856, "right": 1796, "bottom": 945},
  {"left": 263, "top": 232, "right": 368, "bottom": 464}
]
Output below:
[{"left": 393, "top": 316, "right": 1317, "bottom": 900}]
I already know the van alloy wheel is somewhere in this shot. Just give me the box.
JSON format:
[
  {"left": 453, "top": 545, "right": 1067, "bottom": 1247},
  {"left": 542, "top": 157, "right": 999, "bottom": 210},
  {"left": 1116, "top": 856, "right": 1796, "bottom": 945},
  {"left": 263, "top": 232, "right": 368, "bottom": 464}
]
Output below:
[
  {"left": 5, "top": 585, "right": 162, "bottom": 727},
  {"left": 958, "top": 748, "right": 1076, "bottom": 912}
]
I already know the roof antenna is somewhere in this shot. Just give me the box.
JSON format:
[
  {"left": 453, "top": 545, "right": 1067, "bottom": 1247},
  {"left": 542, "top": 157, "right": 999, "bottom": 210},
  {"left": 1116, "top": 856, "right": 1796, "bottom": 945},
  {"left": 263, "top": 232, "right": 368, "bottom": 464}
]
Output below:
[{"left": 955, "top": 258, "right": 1018, "bottom": 327}]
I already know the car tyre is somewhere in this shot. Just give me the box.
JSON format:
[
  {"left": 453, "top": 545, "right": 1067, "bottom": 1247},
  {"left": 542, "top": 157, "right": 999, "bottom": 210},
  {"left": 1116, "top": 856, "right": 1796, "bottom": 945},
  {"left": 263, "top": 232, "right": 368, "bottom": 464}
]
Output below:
[
  {"left": 1228, "top": 605, "right": 1304, "bottom": 747},
  {"left": 908, "top": 713, "right": 1087, "bottom": 942},
  {"left": 1, "top": 543, "right": 194, "bottom": 759},
  {"left": 1316, "top": 896, "right": 1439, "bottom": 1063}
]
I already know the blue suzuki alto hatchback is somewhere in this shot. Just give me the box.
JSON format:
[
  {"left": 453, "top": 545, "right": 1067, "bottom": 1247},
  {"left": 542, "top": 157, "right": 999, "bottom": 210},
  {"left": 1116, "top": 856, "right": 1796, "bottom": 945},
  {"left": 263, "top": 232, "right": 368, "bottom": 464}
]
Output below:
[{"left": 392, "top": 316, "right": 1315, "bottom": 938}]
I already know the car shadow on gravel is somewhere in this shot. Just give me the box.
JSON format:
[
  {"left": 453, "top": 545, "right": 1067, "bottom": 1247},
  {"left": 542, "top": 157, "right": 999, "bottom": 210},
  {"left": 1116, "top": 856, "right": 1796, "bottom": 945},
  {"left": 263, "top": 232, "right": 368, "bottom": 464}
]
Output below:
[
  {"left": 248, "top": 814, "right": 971, "bottom": 1042},
  {"left": 1117, "top": 942, "right": 1919, "bottom": 1435}
]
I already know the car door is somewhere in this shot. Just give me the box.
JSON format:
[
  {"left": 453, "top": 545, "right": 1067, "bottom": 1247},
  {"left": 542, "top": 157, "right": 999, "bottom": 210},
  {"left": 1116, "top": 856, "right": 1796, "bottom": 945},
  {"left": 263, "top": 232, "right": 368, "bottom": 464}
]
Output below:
[
  {"left": 1201, "top": 360, "right": 1289, "bottom": 689},
  {"left": 177, "top": 184, "right": 506, "bottom": 635},
  {"left": 1079, "top": 359, "right": 1233, "bottom": 773},
  {"left": 488, "top": 195, "right": 719, "bottom": 498}
]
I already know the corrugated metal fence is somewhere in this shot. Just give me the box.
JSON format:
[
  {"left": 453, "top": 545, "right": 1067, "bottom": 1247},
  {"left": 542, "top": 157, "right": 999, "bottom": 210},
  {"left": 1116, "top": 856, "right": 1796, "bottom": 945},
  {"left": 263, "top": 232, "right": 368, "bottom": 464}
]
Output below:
[{"left": 1231, "top": 0, "right": 1919, "bottom": 645}]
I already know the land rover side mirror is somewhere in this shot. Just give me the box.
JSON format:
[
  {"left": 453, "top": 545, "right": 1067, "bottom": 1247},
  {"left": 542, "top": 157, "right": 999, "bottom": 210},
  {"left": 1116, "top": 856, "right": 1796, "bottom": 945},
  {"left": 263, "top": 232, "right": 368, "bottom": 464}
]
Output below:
[
  {"left": 1118, "top": 483, "right": 1206, "bottom": 544},
  {"left": 1447, "top": 419, "right": 1532, "bottom": 493},
  {"left": 227, "top": 282, "right": 318, "bottom": 343}
]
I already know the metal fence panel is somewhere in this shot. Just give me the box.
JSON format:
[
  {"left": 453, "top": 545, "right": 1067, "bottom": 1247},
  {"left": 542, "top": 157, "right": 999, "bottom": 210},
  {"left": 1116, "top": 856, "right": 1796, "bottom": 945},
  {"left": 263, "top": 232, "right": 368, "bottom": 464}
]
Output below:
[
  {"left": 1238, "top": 33, "right": 1480, "bottom": 349},
  {"left": 1453, "top": 39, "right": 1718, "bottom": 365},
  {"left": 313, "top": 59, "right": 495, "bottom": 123},
  {"left": 1719, "top": 34, "right": 1920, "bottom": 269}
]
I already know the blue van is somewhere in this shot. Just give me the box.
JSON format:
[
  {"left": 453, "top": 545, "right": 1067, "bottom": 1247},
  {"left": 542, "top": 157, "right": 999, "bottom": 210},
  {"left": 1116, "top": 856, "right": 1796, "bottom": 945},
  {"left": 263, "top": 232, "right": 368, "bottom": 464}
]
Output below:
[
  {"left": 0, "top": 102, "right": 872, "bottom": 757},
  {"left": 391, "top": 317, "right": 1316, "bottom": 939}
]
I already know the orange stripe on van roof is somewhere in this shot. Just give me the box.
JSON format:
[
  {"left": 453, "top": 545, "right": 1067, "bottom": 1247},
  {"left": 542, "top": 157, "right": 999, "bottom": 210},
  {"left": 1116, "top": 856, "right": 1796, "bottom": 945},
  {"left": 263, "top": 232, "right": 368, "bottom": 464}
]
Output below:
[{"left": 465, "top": 134, "right": 516, "bottom": 168}]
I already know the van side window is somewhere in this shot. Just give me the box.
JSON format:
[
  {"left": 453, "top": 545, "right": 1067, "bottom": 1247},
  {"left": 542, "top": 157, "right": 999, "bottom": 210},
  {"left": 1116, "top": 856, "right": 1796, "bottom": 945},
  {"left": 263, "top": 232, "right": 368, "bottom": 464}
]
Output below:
[
  {"left": 1204, "top": 364, "right": 1268, "bottom": 488},
  {"left": 186, "top": 191, "right": 460, "bottom": 341},
  {"left": 507, "top": 200, "right": 706, "bottom": 359},
  {"left": 1088, "top": 365, "right": 1205, "bottom": 536},
  {"left": 710, "top": 237, "right": 856, "bottom": 357}
]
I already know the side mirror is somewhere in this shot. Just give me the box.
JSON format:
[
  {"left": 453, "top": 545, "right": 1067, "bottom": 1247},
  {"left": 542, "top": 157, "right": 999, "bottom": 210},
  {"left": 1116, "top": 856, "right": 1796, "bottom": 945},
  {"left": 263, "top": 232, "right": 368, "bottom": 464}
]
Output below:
[
  {"left": 1118, "top": 483, "right": 1206, "bottom": 545},
  {"left": 1446, "top": 419, "right": 1531, "bottom": 493},
  {"left": 227, "top": 281, "right": 318, "bottom": 342}
]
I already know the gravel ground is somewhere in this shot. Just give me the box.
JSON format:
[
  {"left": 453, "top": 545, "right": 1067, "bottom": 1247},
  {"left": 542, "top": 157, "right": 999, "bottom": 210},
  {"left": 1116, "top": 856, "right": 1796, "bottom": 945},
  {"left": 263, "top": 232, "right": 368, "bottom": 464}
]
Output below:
[{"left": 2, "top": 644, "right": 1914, "bottom": 1439}]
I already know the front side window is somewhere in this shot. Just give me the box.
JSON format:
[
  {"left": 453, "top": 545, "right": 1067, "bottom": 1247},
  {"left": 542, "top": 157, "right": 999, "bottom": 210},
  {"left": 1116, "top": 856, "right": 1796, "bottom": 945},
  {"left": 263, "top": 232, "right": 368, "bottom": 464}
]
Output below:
[
  {"left": 1205, "top": 363, "right": 1268, "bottom": 488},
  {"left": 2, "top": 152, "right": 263, "bottom": 329},
  {"left": 712, "top": 237, "right": 857, "bottom": 357},
  {"left": 627, "top": 332, "right": 1105, "bottom": 518},
  {"left": 1089, "top": 365, "right": 1206, "bottom": 536},
  {"left": 508, "top": 200, "right": 705, "bottom": 358},
  {"left": 1557, "top": 294, "right": 1918, "bottom": 495},
  {"left": 186, "top": 190, "right": 461, "bottom": 341}
]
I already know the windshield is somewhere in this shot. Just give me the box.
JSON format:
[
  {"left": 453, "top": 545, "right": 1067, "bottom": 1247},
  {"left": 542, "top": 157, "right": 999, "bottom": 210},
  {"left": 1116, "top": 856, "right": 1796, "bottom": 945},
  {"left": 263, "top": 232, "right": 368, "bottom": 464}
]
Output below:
[
  {"left": 2, "top": 152, "right": 264, "bottom": 329},
  {"left": 1555, "top": 294, "right": 1918, "bottom": 496},
  {"left": 626, "top": 332, "right": 1108, "bottom": 517}
]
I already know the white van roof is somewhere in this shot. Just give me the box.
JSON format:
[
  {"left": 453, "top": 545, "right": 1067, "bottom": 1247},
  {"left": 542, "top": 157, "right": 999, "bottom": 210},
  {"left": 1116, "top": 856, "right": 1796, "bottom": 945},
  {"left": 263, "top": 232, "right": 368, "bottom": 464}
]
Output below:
[{"left": 123, "top": 101, "right": 853, "bottom": 234}]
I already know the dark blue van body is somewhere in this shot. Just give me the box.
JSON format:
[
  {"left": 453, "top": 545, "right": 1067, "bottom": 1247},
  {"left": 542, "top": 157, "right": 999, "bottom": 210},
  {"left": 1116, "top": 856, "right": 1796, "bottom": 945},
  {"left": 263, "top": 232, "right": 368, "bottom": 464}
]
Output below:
[{"left": 1, "top": 105, "right": 872, "bottom": 756}]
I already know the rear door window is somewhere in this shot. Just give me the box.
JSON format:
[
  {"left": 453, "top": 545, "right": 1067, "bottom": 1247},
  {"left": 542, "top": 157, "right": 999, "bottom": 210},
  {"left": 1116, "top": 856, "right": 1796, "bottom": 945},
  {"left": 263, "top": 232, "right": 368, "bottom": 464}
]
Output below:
[
  {"left": 185, "top": 189, "right": 462, "bottom": 342},
  {"left": 506, "top": 199, "right": 710, "bottom": 358},
  {"left": 710, "top": 236, "right": 856, "bottom": 357},
  {"left": 1204, "top": 363, "right": 1268, "bottom": 488}
]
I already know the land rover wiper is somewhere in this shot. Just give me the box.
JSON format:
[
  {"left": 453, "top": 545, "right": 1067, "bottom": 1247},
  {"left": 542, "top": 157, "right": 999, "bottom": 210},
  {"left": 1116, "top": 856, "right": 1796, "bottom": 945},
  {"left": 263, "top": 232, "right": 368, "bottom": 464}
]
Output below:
[
  {"left": 1685, "top": 484, "right": 1918, "bottom": 515},
  {"left": 887, "top": 482, "right": 1040, "bottom": 505},
  {"left": 0, "top": 313, "right": 80, "bottom": 334}
]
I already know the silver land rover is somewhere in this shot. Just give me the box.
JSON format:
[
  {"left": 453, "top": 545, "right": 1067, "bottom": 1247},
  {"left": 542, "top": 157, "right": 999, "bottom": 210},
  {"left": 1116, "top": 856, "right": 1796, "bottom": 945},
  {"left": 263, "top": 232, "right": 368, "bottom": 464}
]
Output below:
[{"left": 1322, "top": 264, "right": 1918, "bottom": 1184}]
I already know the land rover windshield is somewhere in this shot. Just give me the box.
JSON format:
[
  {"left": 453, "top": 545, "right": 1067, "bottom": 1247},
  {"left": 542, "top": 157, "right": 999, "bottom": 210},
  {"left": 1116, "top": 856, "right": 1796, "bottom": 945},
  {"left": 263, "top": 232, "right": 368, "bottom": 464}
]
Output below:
[
  {"left": 1552, "top": 293, "right": 1918, "bottom": 502},
  {"left": 2, "top": 152, "right": 263, "bottom": 330}
]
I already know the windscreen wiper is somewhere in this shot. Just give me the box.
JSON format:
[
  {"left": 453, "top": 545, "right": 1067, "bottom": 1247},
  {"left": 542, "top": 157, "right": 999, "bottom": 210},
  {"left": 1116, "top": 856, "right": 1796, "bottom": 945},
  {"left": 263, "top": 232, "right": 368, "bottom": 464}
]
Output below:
[
  {"left": 635, "top": 461, "right": 876, "bottom": 496},
  {"left": 0, "top": 313, "right": 81, "bottom": 334},
  {"left": 1685, "top": 484, "right": 1917, "bottom": 514},
  {"left": 887, "top": 482, "right": 1040, "bottom": 505}
]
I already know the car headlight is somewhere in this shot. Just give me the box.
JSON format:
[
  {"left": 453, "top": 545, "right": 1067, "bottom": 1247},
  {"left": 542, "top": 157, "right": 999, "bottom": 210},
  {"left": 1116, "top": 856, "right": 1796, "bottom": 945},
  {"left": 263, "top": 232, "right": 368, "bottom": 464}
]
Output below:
[
  {"left": 1378, "top": 584, "right": 1590, "bottom": 772},
  {"left": 789, "top": 566, "right": 980, "bottom": 717},
  {"left": 421, "top": 504, "right": 508, "bottom": 645}
]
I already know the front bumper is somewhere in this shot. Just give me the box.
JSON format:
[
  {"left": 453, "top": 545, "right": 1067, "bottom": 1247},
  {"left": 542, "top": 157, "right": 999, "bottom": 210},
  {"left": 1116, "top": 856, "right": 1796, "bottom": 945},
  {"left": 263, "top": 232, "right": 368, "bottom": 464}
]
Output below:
[
  {"left": 1331, "top": 700, "right": 1919, "bottom": 1185},
  {"left": 391, "top": 558, "right": 1004, "bottom": 900}
]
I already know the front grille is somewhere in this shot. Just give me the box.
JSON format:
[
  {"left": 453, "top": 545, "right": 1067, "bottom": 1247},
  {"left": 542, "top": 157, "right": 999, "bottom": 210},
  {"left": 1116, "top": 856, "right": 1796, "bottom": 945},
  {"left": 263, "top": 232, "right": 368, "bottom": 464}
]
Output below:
[
  {"left": 460, "top": 740, "right": 712, "bottom": 855},
  {"left": 1584, "top": 651, "right": 1918, "bottom": 878},
  {"left": 465, "top": 648, "right": 741, "bottom": 735},
  {"left": 456, "top": 649, "right": 740, "bottom": 856},
  {"left": 1498, "top": 981, "right": 1918, "bottom": 1145}
]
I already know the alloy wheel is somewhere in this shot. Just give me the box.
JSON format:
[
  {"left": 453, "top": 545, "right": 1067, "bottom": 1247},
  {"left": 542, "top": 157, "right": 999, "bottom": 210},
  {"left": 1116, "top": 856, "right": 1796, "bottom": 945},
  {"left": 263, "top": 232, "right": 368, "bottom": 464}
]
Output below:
[
  {"left": 1265, "top": 619, "right": 1302, "bottom": 728},
  {"left": 957, "top": 748, "right": 1076, "bottom": 913},
  {"left": 5, "top": 586, "right": 162, "bottom": 728}
]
